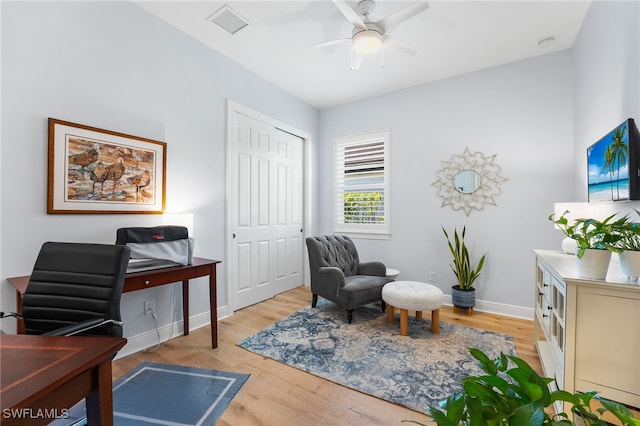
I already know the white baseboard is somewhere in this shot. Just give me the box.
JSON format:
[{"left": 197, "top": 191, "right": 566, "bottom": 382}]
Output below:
[
  {"left": 116, "top": 304, "right": 231, "bottom": 359},
  {"left": 442, "top": 295, "right": 534, "bottom": 320}
]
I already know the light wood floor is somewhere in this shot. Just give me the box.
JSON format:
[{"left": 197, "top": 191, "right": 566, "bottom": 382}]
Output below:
[{"left": 113, "top": 286, "right": 542, "bottom": 425}]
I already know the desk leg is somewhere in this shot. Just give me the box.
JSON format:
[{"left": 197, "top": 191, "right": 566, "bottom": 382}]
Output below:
[
  {"left": 86, "top": 359, "right": 114, "bottom": 425},
  {"left": 16, "top": 292, "right": 25, "bottom": 334},
  {"left": 209, "top": 267, "right": 218, "bottom": 349},
  {"left": 182, "top": 280, "right": 189, "bottom": 336}
]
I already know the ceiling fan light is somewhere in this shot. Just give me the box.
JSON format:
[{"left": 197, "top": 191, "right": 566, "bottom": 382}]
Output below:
[{"left": 353, "top": 30, "right": 382, "bottom": 55}]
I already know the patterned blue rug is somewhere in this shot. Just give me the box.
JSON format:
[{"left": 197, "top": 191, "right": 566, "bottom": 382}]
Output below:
[
  {"left": 238, "top": 301, "right": 516, "bottom": 414},
  {"left": 53, "top": 362, "right": 250, "bottom": 425}
]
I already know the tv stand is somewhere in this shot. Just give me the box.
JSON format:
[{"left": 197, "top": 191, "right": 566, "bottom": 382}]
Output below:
[{"left": 534, "top": 250, "right": 640, "bottom": 410}]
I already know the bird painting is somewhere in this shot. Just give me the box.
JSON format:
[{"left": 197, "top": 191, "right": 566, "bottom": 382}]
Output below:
[
  {"left": 68, "top": 143, "right": 99, "bottom": 178},
  {"left": 61, "top": 135, "right": 161, "bottom": 207},
  {"left": 127, "top": 170, "right": 151, "bottom": 202},
  {"left": 89, "top": 162, "right": 108, "bottom": 195},
  {"left": 104, "top": 157, "right": 126, "bottom": 196}
]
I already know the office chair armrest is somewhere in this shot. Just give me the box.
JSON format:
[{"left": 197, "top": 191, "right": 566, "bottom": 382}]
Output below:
[{"left": 44, "top": 318, "right": 124, "bottom": 337}]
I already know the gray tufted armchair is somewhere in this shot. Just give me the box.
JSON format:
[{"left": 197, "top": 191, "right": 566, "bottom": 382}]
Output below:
[{"left": 305, "top": 235, "right": 392, "bottom": 323}]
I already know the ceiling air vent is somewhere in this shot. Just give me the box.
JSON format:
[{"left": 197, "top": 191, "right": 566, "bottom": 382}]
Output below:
[{"left": 208, "top": 5, "right": 249, "bottom": 35}]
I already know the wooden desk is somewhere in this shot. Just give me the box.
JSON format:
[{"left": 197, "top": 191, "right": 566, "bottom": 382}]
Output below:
[
  {"left": 6, "top": 257, "right": 221, "bottom": 349},
  {"left": 1, "top": 334, "right": 126, "bottom": 425}
]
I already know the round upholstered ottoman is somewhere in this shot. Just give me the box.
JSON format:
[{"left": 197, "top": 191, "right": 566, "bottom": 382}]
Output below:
[{"left": 382, "top": 281, "right": 444, "bottom": 335}]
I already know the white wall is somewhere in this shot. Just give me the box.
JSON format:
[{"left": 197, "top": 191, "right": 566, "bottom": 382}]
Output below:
[
  {"left": 572, "top": 0, "right": 640, "bottom": 199},
  {"left": 319, "top": 51, "right": 575, "bottom": 315},
  {"left": 0, "top": 1, "right": 319, "bottom": 350},
  {"left": 550, "top": 0, "right": 640, "bottom": 273}
]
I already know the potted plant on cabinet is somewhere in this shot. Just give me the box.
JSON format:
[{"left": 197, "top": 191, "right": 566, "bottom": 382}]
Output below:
[
  {"left": 548, "top": 211, "right": 626, "bottom": 280},
  {"left": 442, "top": 226, "right": 486, "bottom": 314},
  {"left": 403, "top": 348, "right": 640, "bottom": 426},
  {"left": 611, "top": 210, "right": 640, "bottom": 281}
]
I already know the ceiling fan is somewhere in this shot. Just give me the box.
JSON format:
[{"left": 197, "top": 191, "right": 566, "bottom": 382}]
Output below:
[{"left": 311, "top": 0, "right": 430, "bottom": 70}]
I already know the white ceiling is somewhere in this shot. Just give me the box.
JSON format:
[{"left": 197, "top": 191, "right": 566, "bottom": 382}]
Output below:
[{"left": 134, "top": 0, "right": 592, "bottom": 110}]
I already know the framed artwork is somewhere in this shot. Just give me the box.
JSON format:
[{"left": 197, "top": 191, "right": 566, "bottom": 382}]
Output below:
[{"left": 47, "top": 118, "right": 166, "bottom": 214}]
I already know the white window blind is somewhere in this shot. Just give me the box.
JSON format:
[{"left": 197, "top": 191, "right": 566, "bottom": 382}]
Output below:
[{"left": 334, "top": 130, "right": 390, "bottom": 237}]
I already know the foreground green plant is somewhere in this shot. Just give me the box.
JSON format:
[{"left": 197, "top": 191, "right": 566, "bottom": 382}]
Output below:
[{"left": 404, "top": 348, "right": 639, "bottom": 426}]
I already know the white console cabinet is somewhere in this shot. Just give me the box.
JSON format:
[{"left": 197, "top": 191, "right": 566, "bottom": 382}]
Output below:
[{"left": 534, "top": 250, "right": 640, "bottom": 411}]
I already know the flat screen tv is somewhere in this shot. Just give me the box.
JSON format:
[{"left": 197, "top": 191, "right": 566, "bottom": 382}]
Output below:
[{"left": 587, "top": 118, "right": 640, "bottom": 202}]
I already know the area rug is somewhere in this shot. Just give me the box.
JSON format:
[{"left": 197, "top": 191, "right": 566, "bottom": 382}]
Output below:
[
  {"left": 238, "top": 301, "right": 516, "bottom": 414},
  {"left": 53, "top": 362, "right": 250, "bottom": 426}
]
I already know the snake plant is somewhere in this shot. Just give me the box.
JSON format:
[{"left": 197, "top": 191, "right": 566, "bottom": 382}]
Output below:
[{"left": 443, "top": 226, "right": 486, "bottom": 290}]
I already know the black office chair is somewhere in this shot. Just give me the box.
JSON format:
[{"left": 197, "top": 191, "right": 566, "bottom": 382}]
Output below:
[{"left": 2, "top": 242, "right": 131, "bottom": 337}]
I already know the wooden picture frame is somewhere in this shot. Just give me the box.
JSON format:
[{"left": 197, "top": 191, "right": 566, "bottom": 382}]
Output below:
[{"left": 47, "top": 118, "right": 166, "bottom": 214}]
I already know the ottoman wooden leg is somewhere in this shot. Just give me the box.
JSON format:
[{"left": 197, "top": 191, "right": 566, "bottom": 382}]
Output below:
[
  {"left": 400, "top": 309, "right": 409, "bottom": 336},
  {"left": 431, "top": 309, "right": 440, "bottom": 334},
  {"left": 415, "top": 311, "right": 423, "bottom": 321},
  {"left": 387, "top": 305, "right": 395, "bottom": 323}
]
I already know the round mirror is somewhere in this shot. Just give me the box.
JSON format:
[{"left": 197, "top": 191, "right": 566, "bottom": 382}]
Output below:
[
  {"left": 455, "top": 170, "right": 480, "bottom": 194},
  {"left": 432, "top": 147, "right": 508, "bottom": 216}
]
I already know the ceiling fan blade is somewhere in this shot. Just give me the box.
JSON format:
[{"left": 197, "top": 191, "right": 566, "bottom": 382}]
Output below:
[
  {"left": 383, "top": 35, "right": 416, "bottom": 56},
  {"left": 351, "top": 51, "right": 364, "bottom": 70},
  {"left": 333, "top": 0, "right": 366, "bottom": 29},
  {"left": 377, "top": 1, "right": 429, "bottom": 34},
  {"left": 308, "top": 38, "right": 351, "bottom": 49}
]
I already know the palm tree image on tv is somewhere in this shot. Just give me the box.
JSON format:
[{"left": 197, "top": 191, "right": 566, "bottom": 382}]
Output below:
[
  {"left": 602, "top": 145, "right": 615, "bottom": 200},
  {"left": 588, "top": 122, "right": 630, "bottom": 202}
]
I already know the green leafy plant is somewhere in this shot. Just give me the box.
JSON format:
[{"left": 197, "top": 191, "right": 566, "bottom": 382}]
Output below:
[
  {"left": 404, "top": 348, "right": 640, "bottom": 426},
  {"left": 548, "top": 211, "right": 626, "bottom": 258},
  {"left": 611, "top": 210, "right": 640, "bottom": 251},
  {"left": 442, "top": 226, "right": 486, "bottom": 290}
]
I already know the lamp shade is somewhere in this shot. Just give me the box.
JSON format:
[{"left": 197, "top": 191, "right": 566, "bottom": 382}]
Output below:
[{"left": 353, "top": 30, "right": 382, "bottom": 55}]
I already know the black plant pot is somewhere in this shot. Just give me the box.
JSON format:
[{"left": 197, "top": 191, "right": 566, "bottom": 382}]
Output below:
[{"left": 451, "top": 285, "right": 475, "bottom": 308}]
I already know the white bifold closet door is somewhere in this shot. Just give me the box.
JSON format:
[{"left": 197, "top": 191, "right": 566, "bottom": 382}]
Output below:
[{"left": 229, "top": 111, "right": 304, "bottom": 310}]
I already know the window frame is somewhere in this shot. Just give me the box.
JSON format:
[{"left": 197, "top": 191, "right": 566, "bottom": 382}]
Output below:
[{"left": 333, "top": 129, "right": 390, "bottom": 239}]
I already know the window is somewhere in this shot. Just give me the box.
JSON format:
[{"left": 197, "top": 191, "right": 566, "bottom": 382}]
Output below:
[{"left": 334, "top": 130, "right": 390, "bottom": 238}]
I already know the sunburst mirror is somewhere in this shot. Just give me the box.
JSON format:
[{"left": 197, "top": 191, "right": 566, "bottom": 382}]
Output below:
[{"left": 432, "top": 147, "right": 509, "bottom": 216}]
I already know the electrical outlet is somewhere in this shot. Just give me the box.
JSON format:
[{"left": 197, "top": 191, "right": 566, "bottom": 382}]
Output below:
[
  {"left": 144, "top": 299, "right": 155, "bottom": 316},
  {"left": 428, "top": 272, "right": 436, "bottom": 282}
]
